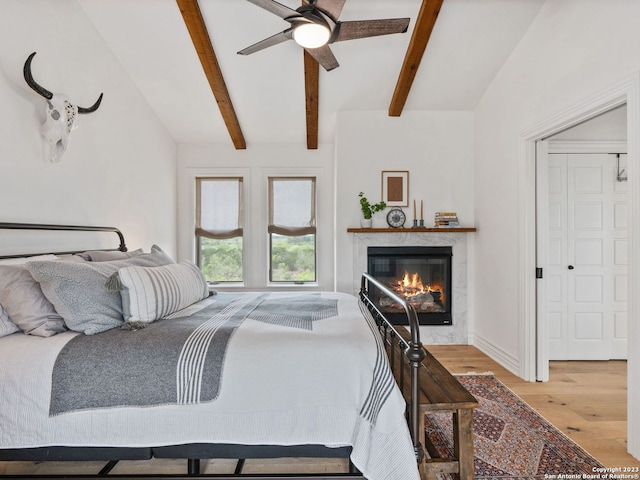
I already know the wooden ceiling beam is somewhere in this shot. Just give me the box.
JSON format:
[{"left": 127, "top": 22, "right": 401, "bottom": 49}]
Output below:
[
  {"left": 388, "top": 0, "right": 444, "bottom": 117},
  {"left": 303, "top": 51, "right": 320, "bottom": 150},
  {"left": 177, "top": 0, "right": 246, "bottom": 149}
]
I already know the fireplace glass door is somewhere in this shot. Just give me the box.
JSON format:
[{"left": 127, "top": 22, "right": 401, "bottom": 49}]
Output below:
[{"left": 367, "top": 246, "right": 452, "bottom": 325}]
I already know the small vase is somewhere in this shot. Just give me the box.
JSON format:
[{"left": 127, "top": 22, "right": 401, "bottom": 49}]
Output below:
[{"left": 360, "top": 218, "right": 372, "bottom": 228}]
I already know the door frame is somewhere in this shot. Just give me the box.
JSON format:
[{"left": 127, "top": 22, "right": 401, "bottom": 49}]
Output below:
[
  {"left": 535, "top": 140, "right": 550, "bottom": 380},
  {"left": 518, "top": 73, "right": 640, "bottom": 459},
  {"left": 539, "top": 143, "right": 628, "bottom": 367}
]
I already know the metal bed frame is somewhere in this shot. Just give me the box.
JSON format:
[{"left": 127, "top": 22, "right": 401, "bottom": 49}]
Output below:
[
  {"left": 0, "top": 222, "right": 127, "bottom": 259},
  {"left": 0, "top": 222, "right": 426, "bottom": 479}
]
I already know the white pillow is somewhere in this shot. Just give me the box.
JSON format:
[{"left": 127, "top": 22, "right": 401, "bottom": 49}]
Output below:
[
  {"left": 0, "top": 305, "right": 21, "bottom": 337},
  {"left": 0, "top": 254, "right": 67, "bottom": 337},
  {"left": 0, "top": 265, "right": 66, "bottom": 337},
  {"left": 0, "top": 254, "right": 57, "bottom": 265},
  {"left": 116, "top": 262, "right": 209, "bottom": 324}
]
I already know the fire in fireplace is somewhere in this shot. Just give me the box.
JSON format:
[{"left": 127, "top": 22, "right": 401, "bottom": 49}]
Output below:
[
  {"left": 391, "top": 270, "right": 446, "bottom": 313},
  {"left": 367, "top": 246, "right": 452, "bottom": 325}
]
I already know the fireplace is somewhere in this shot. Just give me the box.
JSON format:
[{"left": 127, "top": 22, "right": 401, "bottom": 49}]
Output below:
[{"left": 367, "top": 246, "right": 453, "bottom": 326}]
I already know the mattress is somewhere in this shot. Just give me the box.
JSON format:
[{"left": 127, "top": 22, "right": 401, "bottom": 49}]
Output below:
[{"left": 0, "top": 291, "right": 419, "bottom": 480}]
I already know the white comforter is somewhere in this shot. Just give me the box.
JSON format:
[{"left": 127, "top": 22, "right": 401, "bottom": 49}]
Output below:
[{"left": 0, "top": 291, "right": 419, "bottom": 480}]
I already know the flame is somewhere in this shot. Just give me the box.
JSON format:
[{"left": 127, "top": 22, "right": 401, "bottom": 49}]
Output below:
[
  {"left": 398, "top": 271, "right": 424, "bottom": 294},
  {"left": 393, "top": 271, "right": 443, "bottom": 301}
]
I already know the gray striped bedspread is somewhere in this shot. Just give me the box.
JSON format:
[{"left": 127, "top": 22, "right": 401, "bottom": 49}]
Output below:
[{"left": 50, "top": 292, "right": 340, "bottom": 414}]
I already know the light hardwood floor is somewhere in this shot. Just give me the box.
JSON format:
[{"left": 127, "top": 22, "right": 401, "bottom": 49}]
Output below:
[
  {"left": 2, "top": 345, "right": 638, "bottom": 475},
  {"left": 428, "top": 344, "right": 640, "bottom": 469}
]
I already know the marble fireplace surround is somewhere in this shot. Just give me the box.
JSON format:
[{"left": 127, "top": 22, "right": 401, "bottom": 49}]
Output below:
[{"left": 351, "top": 230, "right": 470, "bottom": 345}]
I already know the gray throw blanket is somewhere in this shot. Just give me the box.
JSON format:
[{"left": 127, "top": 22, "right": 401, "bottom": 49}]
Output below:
[{"left": 50, "top": 292, "right": 338, "bottom": 415}]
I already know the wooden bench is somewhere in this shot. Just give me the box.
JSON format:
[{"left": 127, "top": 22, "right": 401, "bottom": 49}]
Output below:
[{"left": 386, "top": 328, "right": 478, "bottom": 480}]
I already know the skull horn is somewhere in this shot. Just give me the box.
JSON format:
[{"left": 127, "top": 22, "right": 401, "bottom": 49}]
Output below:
[
  {"left": 23, "top": 51, "right": 103, "bottom": 114},
  {"left": 77, "top": 93, "right": 103, "bottom": 114},
  {"left": 23, "top": 52, "right": 53, "bottom": 100}
]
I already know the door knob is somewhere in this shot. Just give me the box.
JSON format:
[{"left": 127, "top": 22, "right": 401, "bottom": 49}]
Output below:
[{"left": 568, "top": 265, "right": 574, "bottom": 270}]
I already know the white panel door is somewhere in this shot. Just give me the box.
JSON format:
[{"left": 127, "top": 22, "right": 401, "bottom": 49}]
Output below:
[{"left": 547, "top": 154, "right": 628, "bottom": 360}]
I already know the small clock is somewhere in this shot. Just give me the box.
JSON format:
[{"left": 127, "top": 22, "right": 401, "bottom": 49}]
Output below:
[{"left": 386, "top": 208, "right": 406, "bottom": 228}]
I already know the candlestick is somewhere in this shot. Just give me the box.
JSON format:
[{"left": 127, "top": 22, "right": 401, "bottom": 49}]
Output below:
[
  {"left": 413, "top": 199, "right": 416, "bottom": 220},
  {"left": 420, "top": 200, "right": 423, "bottom": 221}
]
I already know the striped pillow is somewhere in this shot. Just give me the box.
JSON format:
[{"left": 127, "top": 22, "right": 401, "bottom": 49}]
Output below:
[{"left": 117, "top": 262, "right": 209, "bottom": 324}]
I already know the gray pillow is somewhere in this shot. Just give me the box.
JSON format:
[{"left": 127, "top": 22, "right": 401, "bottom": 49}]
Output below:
[
  {"left": 0, "top": 304, "right": 21, "bottom": 337},
  {"left": 78, "top": 248, "right": 142, "bottom": 262},
  {"left": 27, "top": 246, "right": 174, "bottom": 335},
  {"left": 0, "top": 265, "right": 66, "bottom": 337},
  {"left": 54, "top": 254, "right": 87, "bottom": 262}
]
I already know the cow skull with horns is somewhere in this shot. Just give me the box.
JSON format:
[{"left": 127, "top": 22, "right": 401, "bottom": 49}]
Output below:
[{"left": 23, "top": 52, "right": 103, "bottom": 163}]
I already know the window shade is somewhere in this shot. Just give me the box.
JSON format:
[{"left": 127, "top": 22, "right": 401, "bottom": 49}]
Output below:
[
  {"left": 196, "top": 178, "right": 243, "bottom": 240},
  {"left": 268, "top": 177, "right": 316, "bottom": 236}
]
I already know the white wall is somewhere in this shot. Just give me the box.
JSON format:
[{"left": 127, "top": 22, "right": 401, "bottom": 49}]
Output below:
[
  {"left": 334, "top": 110, "right": 475, "bottom": 295},
  {"left": 0, "top": 0, "right": 176, "bottom": 255},
  {"left": 177, "top": 143, "right": 335, "bottom": 291},
  {"left": 549, "top": 106, "right": 627, "bottom": 141},
  {"left": 472, "top": 0, "right": 640, "bottom": 458},
  {"left": 474, "top": 0, "right": 640, "bottom": 370},
  {"left": 178, "top": 112, "right": 476, "bottom": 298}
]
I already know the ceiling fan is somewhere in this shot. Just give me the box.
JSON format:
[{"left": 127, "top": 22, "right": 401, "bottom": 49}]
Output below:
[{"left": 238, "top": 0, "right": 410, "bottom": 71}]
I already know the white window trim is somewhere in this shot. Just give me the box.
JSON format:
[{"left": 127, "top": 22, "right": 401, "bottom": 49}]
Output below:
[
  {"left": 179, "top": 166, "right": 332, "bottom": 291},
  {"left": 178, "top": 167, "right": 251, "bottom": 288},
  {"left": 260, "top": 167, "right": 328, "bottom": 290},
  {"left": 267, "top": 176, "right": 317, "bottom": 285}
]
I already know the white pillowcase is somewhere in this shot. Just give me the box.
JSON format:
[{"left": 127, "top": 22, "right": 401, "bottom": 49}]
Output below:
[
  {"left": 0, "top": 255, "right": 64, "bottom": 337},
  {"left": 0, "top": 264, "right": 67, "bottom": 337},
  {"left": 0, "top": 254, "right": 57, "bottom": 265},
  {"left": 117, "top": 262, "right": 209, "bottom": 324},
  {"left": 0, "top": 305, "right": 20, "bottom": 337}
]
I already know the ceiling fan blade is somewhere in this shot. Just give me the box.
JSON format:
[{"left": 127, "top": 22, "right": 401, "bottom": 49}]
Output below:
[
  {"left": 311, "top": 0, "right": 346, "bottom": 21},
  {"left": 304, "top": 44, "right": 339, "bottom": 71},
  {"left": 237, "top": 28, "right": 294, "bottom": 55},
  {"left": 246, "top": 0, "right": 299, "bottom": 20},
  {"left": 333, "top": 18, "right": 410, "bottom": 42}
]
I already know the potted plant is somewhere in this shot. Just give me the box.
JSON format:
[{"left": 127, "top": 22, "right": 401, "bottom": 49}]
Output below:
[{"left": 358, "top": 192, "right": 386, "bottom": 228}]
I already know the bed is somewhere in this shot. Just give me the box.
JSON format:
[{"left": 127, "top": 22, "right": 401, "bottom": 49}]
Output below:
[{"left": 0, "top": 222, "right": 427, "bottom": 480}]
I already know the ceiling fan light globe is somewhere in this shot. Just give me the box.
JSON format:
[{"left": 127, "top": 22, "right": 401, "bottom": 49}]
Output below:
[{"left": 293, "top": 23, "right": 331, "bottom": 49}]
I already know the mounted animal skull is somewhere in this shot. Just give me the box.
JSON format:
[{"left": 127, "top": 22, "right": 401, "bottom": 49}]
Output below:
[{"left": 23, "top": 52, "right": 103, "bottom": 163}]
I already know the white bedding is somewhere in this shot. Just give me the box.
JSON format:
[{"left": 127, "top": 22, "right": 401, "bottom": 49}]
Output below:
[{"left": 0, "top": 291, "right": 419, "bottom": 480}]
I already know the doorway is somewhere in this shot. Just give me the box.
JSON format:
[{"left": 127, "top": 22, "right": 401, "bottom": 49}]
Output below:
[
  {"left": 520, "top": 76, "right": 640, "bottom": 460},
  {"left": 535, "top": 106, "right": 628, "bottom": 370}
]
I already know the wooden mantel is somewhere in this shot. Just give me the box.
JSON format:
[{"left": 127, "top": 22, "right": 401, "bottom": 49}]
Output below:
[{"left": 347, "top": 227, "right": 477, "bottom": 233}]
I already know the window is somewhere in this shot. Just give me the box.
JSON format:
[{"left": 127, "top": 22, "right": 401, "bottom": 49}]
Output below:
[
  {"left": 195, "top": 177, "right": 243, "bottom": 283},
  {"left": 268, "top": 177, "right": 316, "bottom": 283}
]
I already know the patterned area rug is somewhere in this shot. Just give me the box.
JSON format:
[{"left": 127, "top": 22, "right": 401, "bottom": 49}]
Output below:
[{"left": 424, "top": 374, "right": 605, "bottom": 479}]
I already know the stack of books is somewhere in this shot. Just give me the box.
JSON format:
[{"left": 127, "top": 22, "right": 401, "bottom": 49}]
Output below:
[{"left": 434, "top": 212, "right": 460, "bottom": 228}]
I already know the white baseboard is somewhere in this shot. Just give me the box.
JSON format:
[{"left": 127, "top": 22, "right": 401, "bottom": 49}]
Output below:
[{"left": 472, "top": 333, "right": 521, "bottom": 377}]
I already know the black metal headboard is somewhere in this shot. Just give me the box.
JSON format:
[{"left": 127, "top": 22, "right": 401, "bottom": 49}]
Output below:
[{"left": 0, "top": 222, "right": 127, "bottom": 259}]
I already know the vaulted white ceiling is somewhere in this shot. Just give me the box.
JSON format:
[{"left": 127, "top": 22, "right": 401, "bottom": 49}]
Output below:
[{"left": 78, "top": 0, "right": 546, "bottom": 146}]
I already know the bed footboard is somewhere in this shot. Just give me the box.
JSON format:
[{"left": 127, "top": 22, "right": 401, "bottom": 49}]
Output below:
[
  {"left": 359, "top": 273, "right": 478, "bottom": 480},
  {"left": 358, "top": 272, "right": 427, "bottom": 469}
]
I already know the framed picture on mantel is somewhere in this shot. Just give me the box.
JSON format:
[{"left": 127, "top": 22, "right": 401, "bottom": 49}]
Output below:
[{"left": 381, "top": 170, "right": 409, "bottom": 207}]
